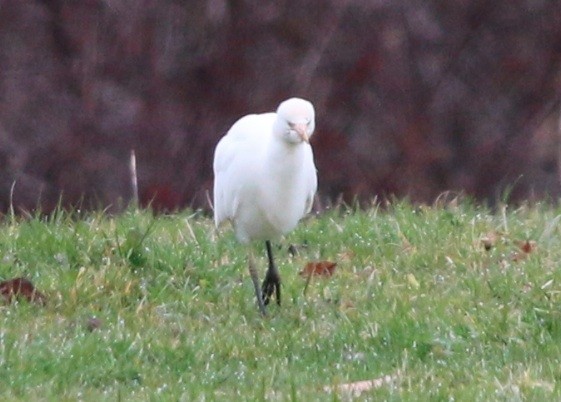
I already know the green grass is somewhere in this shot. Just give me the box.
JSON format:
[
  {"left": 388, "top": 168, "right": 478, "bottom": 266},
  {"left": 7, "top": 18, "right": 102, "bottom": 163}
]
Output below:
[{"left": 1, "top": 200, "right": 561, "bottom": 400}]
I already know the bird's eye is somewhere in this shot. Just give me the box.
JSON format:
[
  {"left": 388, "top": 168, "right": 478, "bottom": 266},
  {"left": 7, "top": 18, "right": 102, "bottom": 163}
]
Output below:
[{"left": 288, "top": 122, "right": 295, "bottom": 129}]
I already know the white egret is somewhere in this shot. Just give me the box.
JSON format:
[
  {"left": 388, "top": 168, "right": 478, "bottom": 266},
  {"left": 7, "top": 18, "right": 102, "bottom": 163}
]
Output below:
[{"left": 213, "top": 98, "right": 317, "bottom": 314}]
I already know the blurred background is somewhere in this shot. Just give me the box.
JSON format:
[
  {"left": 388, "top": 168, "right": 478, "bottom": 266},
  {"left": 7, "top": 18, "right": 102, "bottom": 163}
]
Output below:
[{"left": 1, "top": 0, "right": 561, "bottom": 213}]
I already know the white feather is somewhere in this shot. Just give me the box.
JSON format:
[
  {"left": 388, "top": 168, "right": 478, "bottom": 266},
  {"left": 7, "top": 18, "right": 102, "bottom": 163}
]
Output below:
[{"left": 213, "top": 98, "right": 317, "bottom": 243}]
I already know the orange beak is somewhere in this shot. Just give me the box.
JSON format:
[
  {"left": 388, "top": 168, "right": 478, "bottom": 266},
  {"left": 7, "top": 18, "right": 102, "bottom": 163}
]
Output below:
[{"left": 294, "top": 124, "right": 309, "bottom": 143}]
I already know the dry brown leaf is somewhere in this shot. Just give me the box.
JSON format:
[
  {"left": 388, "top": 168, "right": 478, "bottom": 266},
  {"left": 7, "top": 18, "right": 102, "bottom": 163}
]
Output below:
[
  {"left": 512, "top": 240, "right": 537, "bottom": 262},
  {"left": 0, "top": 277, "right": 47, "bottom": 305},
  {"left": 86, "top": 317, "right": 103, "bottom": 332},
  {"left": 518, "top": 240, "right": 536, "bottom": 254},
  {"left": 341, "top": 300, "right": 355, "bottom": 310},
  {"left": 481, "top": 231, "right": 499, "bottom": 251},
  {"left": 299, "top": 261, "right": 337, "bottom": 277}
]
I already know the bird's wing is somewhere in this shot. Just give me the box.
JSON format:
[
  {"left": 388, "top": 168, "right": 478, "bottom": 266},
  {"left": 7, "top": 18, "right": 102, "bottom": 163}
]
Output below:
[
  {"left": 213, "top": 134, "right": 236, "bottom": 227},
  {"left": 213, "top": 113, "right": 275, "bottom": 227},
  {"left": 303, "top": 145, "right": 318, "bottom": 214}
]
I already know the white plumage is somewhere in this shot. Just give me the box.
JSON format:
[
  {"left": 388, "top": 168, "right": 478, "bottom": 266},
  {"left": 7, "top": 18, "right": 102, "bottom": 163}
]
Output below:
[{"left": 213, "top": 97, "right": 317, "bottom": 314}]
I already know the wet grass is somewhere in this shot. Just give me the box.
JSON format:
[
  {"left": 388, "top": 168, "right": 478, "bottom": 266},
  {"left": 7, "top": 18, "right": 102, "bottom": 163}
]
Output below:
[{"left": 1, "top": 200, "right": 561, "bottom": 400}]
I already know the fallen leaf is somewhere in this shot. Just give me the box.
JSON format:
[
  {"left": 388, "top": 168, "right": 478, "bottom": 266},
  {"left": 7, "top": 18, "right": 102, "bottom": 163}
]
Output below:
[
  {"left": 406, "top": 273, "right": 420, "bottom": 289},
  {"left": 299, "top": 261, "right": 337, "bottom": 277},
  {"left": 481, "top": 232, "right": 499, "bottom": 251},
  {"left": 0, "top": 277, "right": 47, "bottom": 305},
  {"left": 518, "top": 240, "right": 536, "bottom": 254},
  {"left": 512, "top": 240, "right": 537, "bottom": 262},
  {"left": 341, "top": 300, "right": 355, "bottom": 310},
  {"left": 325, "top": 372, "right": 398, "bottom": 396},
  {"left": 301, "top": 261, "right": 338, "bottom": 296},
  {"left": 86, "top": 317, "right": 103, "bottom": 332}
]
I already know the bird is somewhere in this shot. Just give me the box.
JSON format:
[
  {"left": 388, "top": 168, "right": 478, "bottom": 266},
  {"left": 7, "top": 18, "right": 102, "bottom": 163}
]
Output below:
[{"left": 213, "top": 97, "right": 317, "bottom": 314}]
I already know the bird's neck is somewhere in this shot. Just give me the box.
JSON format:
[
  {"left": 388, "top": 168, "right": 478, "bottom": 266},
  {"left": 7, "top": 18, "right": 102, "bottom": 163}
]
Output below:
[
  {"left": 265, "top": 118, "right": 308, "bottom": 176},
  {"left": 268, "top": 133, "right": 303, "bottom": 158},
  {"left": 264, "top": 136, "right": 306, "bottom": 183}
]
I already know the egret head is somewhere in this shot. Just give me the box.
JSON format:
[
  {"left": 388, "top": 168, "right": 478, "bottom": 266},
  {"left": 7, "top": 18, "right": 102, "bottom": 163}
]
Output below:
[{"left": 274, "top": 98, "right": 315, "bottom": 144}]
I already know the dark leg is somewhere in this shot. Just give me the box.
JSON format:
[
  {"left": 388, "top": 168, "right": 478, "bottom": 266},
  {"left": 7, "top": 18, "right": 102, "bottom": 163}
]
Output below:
[
  {"left": 262, "top": 240, "right": 281, "bottom": 306},
  {"left": 248, "top": 252, "right": 267, "bottom": 315}
]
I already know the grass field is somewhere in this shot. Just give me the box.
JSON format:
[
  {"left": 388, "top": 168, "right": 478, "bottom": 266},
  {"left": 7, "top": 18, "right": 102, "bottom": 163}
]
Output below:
[{"left": 1, "top": 199, "right": 561, "bottom": 400}]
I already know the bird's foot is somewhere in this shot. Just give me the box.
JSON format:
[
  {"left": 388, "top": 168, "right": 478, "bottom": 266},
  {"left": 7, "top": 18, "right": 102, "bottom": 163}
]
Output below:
[
  {"left": 248, "top": 254, "right": 267, "bottom": 315},
  {"left": 261, "top": 269, "right": 281, "bottom": 306}
]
